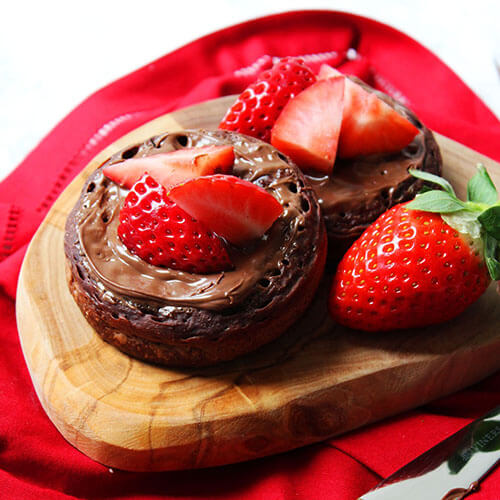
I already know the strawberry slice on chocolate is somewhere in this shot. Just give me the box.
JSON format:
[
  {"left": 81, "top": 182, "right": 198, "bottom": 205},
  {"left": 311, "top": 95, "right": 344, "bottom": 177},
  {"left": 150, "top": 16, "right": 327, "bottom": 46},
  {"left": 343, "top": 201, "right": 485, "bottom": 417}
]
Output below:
[
  {"left": 318, "top": 65, "right": 419, "bottom": 157},
  {"left": 103, "top": 145, "right": 234, "bottom": 191},
  {"left": 270, "top": 77, "right": 345, "bottom": 174},
  {"left": 118, "top": 174, "right": 233, "bottom": 274},
  {"left": 168, "top": 174, "right": 284, "bottom": 246},
  {"left": 219, "top": 57, "right": 316, "bottom": 142}
]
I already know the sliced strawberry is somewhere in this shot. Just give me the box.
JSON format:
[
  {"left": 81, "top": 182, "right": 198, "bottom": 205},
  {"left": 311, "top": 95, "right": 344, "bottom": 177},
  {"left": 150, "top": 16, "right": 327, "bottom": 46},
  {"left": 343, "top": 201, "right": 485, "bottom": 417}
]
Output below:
[
  {"left": 118, "top": 174, "right": 232, "bottom": 274},
  {"left": 103, "top": 145, "right": 234, "bottom": 190},
  {"left": 168, "top": 175, "right": 283, "bottom": 246},
  {"left": 270, "top": 77, "right": 345, "bottom": 174},
  {"left": 219, "top": 57, "right": 316, "bottom": 143},
  {"left": 318, "top": 64, "right": 419, "bottom": 158},
  {"left": 317, "top": 64, "right": 342, "bottom": 80}
]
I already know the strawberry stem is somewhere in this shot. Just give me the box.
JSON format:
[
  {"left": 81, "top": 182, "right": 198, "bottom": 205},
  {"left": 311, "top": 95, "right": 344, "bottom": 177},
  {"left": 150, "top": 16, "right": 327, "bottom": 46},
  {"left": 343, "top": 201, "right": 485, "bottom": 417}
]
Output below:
[{"left": 468, "top": 202, "right": 490, "bottom": 212}]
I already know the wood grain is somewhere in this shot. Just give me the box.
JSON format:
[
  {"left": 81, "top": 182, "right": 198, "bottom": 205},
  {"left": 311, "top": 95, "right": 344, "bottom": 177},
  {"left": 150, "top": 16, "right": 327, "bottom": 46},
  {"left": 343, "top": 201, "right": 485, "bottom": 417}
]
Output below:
[{"left": 16, "top": 96, "right": 500, "bottom": 471}]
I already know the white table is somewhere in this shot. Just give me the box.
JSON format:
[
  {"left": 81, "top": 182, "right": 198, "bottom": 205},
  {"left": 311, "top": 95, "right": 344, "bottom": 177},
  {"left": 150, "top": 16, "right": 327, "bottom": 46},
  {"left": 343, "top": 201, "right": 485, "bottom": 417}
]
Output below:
[{"left": 1, "top": 0, "right": 499, "bottom": 182}]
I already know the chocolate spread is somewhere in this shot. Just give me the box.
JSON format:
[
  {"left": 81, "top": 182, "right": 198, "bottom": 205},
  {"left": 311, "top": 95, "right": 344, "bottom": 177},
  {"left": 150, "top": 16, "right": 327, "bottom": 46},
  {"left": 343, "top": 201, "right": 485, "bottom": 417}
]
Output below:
[
  {"left": 76, "top": 130, "right": 308, "bottom": 311},
  {"left": 75, "top": 109, "right": 427, "bottom": 312},
  {"left": 307, "top": 136, "right": 425, "bottom": 215}
]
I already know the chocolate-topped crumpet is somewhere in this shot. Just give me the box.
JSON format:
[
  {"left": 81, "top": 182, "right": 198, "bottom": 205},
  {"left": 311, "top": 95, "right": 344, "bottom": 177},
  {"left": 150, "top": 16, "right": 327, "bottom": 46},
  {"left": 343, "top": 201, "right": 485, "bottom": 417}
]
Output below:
[
  {"left": 64, "top": 129, "right": 327, "bottom": 367},
  {"left": 219, "top": 58, "right": 442, "bottom": 259},
  {"left": 305, "top": 77, "right": 442, "bottom": 258}
]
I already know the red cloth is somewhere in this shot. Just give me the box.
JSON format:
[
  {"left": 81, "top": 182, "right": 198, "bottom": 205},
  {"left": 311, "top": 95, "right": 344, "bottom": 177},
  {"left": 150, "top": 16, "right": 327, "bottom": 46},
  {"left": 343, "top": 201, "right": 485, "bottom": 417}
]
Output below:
[{"left": 1, "top": 10, "right": 499, "bottom": 499}]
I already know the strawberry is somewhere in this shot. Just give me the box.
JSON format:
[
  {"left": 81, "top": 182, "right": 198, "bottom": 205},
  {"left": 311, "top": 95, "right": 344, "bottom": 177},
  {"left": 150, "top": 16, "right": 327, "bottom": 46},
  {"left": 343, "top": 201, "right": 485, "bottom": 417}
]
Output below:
[
  {"left": 317, "top": 64, "right": 343, "bottom": 80},
  {"left": 219, "top": 57, "right": 316, "bottom": 142},
  {"left": 318, "top": 64, "right": 419, "bottom": 158},
  {"left": 168, "top": 175, "right": 283, "bottom": 246},
  {"left": 103, "top": 145, "right": 234, "bottom": 191},
  {"left": 329, "top": 166, "right": 500, "bottom": 331},
  {"left": 270, "top": 77, "right": 345, "bottom": 174},
  {"left": 118, "top": 174, "right": 232, "bottom": 274}
]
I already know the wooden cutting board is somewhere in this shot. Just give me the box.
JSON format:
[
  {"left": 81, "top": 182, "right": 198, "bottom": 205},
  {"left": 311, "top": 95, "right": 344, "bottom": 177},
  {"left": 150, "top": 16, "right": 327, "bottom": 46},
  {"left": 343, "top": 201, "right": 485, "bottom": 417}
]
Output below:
[{"left": 16, "top": 96, "right": 500, "bottom": 472}]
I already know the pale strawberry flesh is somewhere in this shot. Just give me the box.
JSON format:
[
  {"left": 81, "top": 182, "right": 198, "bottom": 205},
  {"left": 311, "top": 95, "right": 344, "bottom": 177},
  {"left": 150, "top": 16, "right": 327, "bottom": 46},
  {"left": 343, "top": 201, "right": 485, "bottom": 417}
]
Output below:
[
  {"left": 103, "top": 145, "right": 234, "bottom": 190},
  {"left": 339, "top": 83, "right": 419, "bottom": 158},
  {"left": 168, "top": 175, "right": 283, "bottom": 246},
  {"left": 270, "top": 77, "right": 345, "bottom": 174},
  {"left": 318, "top": 64, "right": 419, "bottom": 158},
  {"left": 318, "top": 64, "right": 342, "bottom": 80}
]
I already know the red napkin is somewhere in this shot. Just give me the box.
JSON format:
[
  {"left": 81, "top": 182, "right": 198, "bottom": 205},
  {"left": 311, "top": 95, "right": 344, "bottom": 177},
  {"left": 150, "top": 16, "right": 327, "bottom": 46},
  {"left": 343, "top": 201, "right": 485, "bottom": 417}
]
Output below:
[{"left": 1, "top": 10, "right": 499, "bottom": 499}]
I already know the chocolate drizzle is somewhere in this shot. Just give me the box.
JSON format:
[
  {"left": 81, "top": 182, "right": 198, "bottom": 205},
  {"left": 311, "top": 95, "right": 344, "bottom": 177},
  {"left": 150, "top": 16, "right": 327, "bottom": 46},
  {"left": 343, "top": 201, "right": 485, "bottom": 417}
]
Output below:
[{"left": 307, "top": 138, "right": 424, "bottom": 215}]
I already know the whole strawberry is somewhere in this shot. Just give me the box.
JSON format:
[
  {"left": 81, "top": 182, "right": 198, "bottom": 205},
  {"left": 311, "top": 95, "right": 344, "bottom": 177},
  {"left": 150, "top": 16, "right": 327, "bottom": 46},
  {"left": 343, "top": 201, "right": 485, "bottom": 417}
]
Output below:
[
  {"left": 118, "top": 174, "right": 233, "bottom": 274},
  {"left": 219, "top": 57, "right": 316, "bottom": 142},
  {"left": 329, "top": 165, "right": 500, "bottom": 331}
]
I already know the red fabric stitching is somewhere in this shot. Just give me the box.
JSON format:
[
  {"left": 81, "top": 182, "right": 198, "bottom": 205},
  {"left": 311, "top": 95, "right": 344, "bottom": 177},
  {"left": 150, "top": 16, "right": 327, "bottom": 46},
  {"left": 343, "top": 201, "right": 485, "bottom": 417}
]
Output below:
[
  {"left": 35, "top": 111, "right": 151, "bottom": 213},
  {"left": 0, "top": 205, "right": 20, "bottom": 261}
]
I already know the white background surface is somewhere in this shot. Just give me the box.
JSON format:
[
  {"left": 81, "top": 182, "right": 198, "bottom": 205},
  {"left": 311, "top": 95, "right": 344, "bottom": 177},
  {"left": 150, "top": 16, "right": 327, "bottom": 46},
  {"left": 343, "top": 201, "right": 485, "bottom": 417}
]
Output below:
[{"left": 2, "top": 0, "right": 499, "bottom": 182}]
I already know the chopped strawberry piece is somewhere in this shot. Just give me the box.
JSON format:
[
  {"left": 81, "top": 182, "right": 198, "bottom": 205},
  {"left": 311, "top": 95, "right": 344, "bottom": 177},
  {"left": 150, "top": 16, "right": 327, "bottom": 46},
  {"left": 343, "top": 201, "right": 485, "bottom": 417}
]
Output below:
[
  {"left": 118, "top": 174, "right": 232, "bottom": 274},
  {"left": 168, "top": 175, "right": 283, "bottom": 246},
  {"left": 318, "top": 64, "right": 419, "bottom": 158},
  {"left": 103, "top": 145, "right": 234, "bottom": 190},
  {"left": 270, "top": 77, "right": 345, "bottom": 174},
  {"left": 219, "top": 57, "right": 316, "bottom": 143},
  {"left": 317, "top": 64, "right": 342, "bottom": 80}
]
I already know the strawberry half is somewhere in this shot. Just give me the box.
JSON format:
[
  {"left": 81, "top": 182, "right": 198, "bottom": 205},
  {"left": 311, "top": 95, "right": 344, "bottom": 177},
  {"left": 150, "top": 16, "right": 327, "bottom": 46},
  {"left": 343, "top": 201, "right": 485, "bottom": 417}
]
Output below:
[
  {"left": 329, "top": 166, "right": 500, "bottom": 331},
  {"left": 118, "top": 174, "right": 232, "bottom": 274},
  {"left": 168, "top": 175, "right": 283, "bottom": 246},
  {"left": 219, "top": 57, "right": 316, "bottom": 143},
  {"left": 318, "top": 64, "right": 419, "bottom": 158},
  {"left": 270, "top": 77, "right": 345, "bottom": 174},
  {"left": 103, "top": 145, "right": 234, "bottom": 191}
]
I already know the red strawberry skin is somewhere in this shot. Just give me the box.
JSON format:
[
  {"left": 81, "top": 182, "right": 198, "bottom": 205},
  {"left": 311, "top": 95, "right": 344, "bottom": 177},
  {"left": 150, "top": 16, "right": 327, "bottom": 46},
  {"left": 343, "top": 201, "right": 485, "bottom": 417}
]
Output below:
[
  {"left": 219, "top": 57, "right": 316, "bottom": 142},
  {"left": 103, "top": 145, "right": 234, "bottom": 190},
  {"left": 168, "top": 174, "right": 283, "bottom": 247},
  {"left": 270, "top": 77, "right": 345, "bottom": 174},
  {"left": 329, "top": 203, "right": 490, "bottom": 331},
  {"left": 118, "top": 174, "right": 232, "bottom": 274},
  {"left": 318, "top": 64, "right": 419, "bottom": 158}
]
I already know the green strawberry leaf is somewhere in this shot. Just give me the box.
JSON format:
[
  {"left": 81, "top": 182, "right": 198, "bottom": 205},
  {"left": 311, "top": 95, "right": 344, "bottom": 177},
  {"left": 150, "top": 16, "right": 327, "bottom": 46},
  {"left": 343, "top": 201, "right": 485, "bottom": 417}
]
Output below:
[
  {"left": 406, "top": 190, "right": 465, "bottom": 213},
  {"left": 484, "top": 233, "right": 500, "bottom": 281},
  {"left": 478, "top": 206, "right": 500, "bottom": 240},
  {"left": 418, "top": 184, "right": 434, "bottom": 194},
  {"left": 409, "top": 168, "right": 456, "bottom": 196},
  {"left": 467, "top": 164, "right": 498, "bottom": 205}
]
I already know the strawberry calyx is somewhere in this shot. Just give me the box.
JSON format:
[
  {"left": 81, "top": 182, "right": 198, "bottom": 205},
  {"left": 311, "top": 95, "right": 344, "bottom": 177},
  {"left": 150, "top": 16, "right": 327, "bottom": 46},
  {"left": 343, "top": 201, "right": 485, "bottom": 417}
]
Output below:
[{"left": 407, "top": 165, "right": 500, "bottom": 280}]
